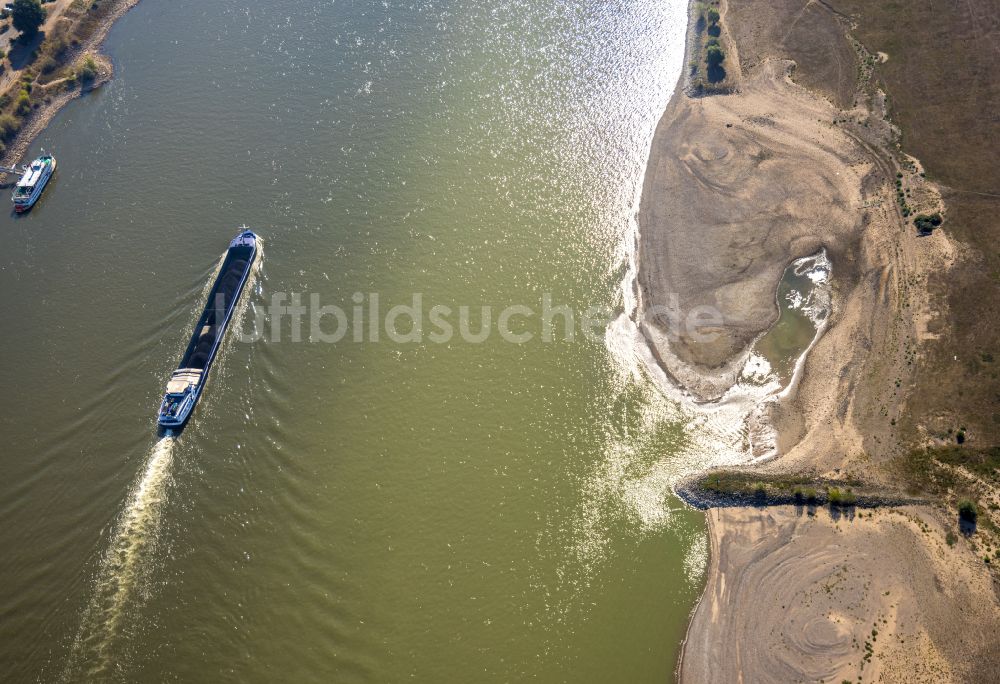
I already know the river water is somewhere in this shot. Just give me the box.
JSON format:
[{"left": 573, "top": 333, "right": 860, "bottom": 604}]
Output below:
[{"left": 0, "top": 1, "right": 703, "bottom": 681}]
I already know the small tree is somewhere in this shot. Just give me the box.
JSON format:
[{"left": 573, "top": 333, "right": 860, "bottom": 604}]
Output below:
[
  {"left": 706, "top": 8, "right": 720, "bottom": 25},
  {"left": 15, "top": 89, "right": 30, "bottom": 115},
  {"left": 0, "top": 113, "right": 19, "bottom": 140},
  {"left": 958, "top": 499, "right": 978, "bottom": 522},
  {"left": 706, "top": 44, "right": 725, "bottom": 67},
  {"left": 78, "top": 56, "right": 97, "bottom": 82},
  {"left": 913, "top": 212, "right": 942, "bottom": 234},
  {"left": 11, "top": 0, "right": 45, "bottom": 38}
]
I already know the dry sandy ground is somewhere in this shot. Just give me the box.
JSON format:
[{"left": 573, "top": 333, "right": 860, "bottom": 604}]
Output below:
[
  {"left": 0, "top": 0, "right": 75, "bottom": 95},
  {"left": 680, "top": 506, "right": 1000, "bottom": 683},
  {"left": 636, "top": 0, "right": 1000, "bottom": 680},
  {"left": 637, "top": 56, "right": 875, "bottom": 401},
  {"left": 636, "top": 0, "right": 954, "bottom": 470}
]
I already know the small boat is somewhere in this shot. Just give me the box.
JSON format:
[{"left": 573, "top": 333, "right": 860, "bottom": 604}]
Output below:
[
  {"left": 157, "top": 229, "right": 259, "bottom": 430},
  {"left": 12, "top": 153, "right": 56, "bottom": 213}
]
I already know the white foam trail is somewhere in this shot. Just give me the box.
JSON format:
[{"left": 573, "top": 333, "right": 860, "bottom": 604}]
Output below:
[
  {"left": 64, "top": 438, "right": 176, "bottom": 678},
  {"left": 65, "top": 241, "right": 265, "bottom": 675}
]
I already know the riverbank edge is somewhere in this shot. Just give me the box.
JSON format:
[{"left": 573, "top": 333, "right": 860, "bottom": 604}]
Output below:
[
  {"left": 0, "top": 0, "right": 143, "bottom": 169},
  {"left": 674, "top": 471, "right": 925, "bottom": 510},
  {"left": 647, "top": 4, "right": 717, "bottom": 681}
]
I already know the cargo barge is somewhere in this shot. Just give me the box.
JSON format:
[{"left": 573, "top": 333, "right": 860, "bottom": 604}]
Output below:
[{"left": 157, "top": 229, "right": 258, "bottom": 429}]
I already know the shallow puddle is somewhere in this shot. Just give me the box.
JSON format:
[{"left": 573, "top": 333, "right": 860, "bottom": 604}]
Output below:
[{"left": 743, "top": 251, "right": 831, "bottom": 390}]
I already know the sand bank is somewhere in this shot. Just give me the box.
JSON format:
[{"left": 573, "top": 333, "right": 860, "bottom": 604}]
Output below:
[
  {"left": 634, "top": 0, "right": 999, "bottom": 679},
  {"left": 680, "top": 506, "right": 1000, "bottom": 683}
]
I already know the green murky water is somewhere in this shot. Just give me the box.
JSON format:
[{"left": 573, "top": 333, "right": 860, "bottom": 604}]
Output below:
[
  {"left": 750, "top": 252, "right": 831, "bottom": 388},
  {"left": 0, "top": 1, "right": 706, "bottom": 681}
]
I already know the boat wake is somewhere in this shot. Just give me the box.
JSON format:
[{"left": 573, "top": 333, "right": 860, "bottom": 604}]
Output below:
[
  {"left": 63, "top": 236, "right": 263, "bottom": 678},
  {"left": 63, "top": 437, "right": 177, "bottom": 680}
]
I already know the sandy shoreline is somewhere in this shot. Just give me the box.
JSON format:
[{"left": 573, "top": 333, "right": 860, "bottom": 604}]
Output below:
[
  {"left": 0, "top": 0, "right": 143, "bottom": 169},
  {"left": 633, "top": 0, "right": 999, "bottom": 680}
]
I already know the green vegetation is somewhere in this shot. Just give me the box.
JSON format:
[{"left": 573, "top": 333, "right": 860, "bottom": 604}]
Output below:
[
  {"left": 705, "top": 44, "right": 725, "bottom": 67},
  {"left": 77, "top": 56, "right": 97, "bottom": 82},
  {"left": 894, "top": 177, "right": 913, "bottom": 216},
  {"left": 698, "top": 470, "right": 811, "bottom": 496},
  {"left": 0, "top": 113, "right": 19, "bottom": 140},
  {"left": 689, "top": 1, "right": 729, "bottom": 91},
  {"left": 946, "top": 530, "right": 958, "bottom": 546},
  {"left": 959, "top": 499, "right": 978, "bottom": 523},
  {"left": 693, "top": 470, "right": 874, "bottom": 509},
  {"left": 913, "top": 212, "right": 943, "bottom": 234},
  {"left": 827, "top": 487, "right": 858, "bottom": 508},
  {"left": 0, "top": 1, "right": 117, "bottom": 159},
  {"left": 895, "top": 447, "right": 999, "bottom": 542},
  {"left": 11, "top": 0, "right": 46, "bottom": 38},
  {"left": 15, "top": 89, "right": 30, "bottom": 115},
  {"left": 703, "top": 29, "right": 726, "bottom": 84}
]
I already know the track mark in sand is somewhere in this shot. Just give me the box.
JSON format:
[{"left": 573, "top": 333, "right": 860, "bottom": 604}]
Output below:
[{"left": 64, "top": 436, "right": 177, "bottom": 680}]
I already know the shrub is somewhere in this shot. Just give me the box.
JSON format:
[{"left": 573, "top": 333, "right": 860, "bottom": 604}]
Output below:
[
  {"left": 803, "top": 487, "right": 818, "bottom": 504},
  {"left": 48, "top": 36, "right": 66, "bottom": 57},
  {"left": 826, "top": 487, "right": 857, "bottom": 507},
  {"left": 914, "top": 213, "right": 943, "bottom": 233},
  {"left": 958, "top": 499, "right": 978, "bottom": 522},
  {"left": 77, "top": 56, "right": 97, "bottom": 82},
  {"left": 11, "top": 0, "right": 45, "bottom": 38},
  {"left": 946, "top": 530, "right": 958, "bottom": 546},
  {"left": 706, "top": 44, "right": 725, "bottom": 67},
  {"left": 0, "top": 113, "right": 20, "bottom": 140},
  {"left": 706, "top": 8, "right": 720, "bottom": 25},
  {"left": 15, "top": 90, "right": 31, "bottom": 115}
]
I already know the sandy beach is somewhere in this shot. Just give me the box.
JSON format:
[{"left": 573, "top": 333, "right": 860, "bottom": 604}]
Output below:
[
  {"left": 681, "top": 507, "right": 1000, "bottom": 683},
  {"left": 634, "top": 0, "right": 1000, "bottom": 679}
]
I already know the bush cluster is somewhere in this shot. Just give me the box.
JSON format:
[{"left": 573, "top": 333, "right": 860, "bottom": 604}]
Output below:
[
  {"left": 913, "top": 212, "right": 943, "bottom": 234},
  {"left": 958, "top": 499, "right": 978, "bottom": 522},
  {"left": 827, "top": 487, "right": 857, "bottom": 507}
]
